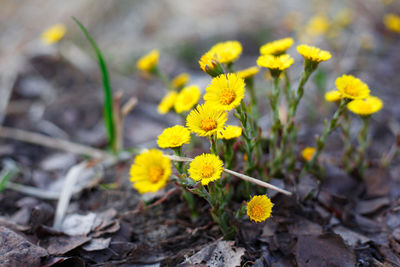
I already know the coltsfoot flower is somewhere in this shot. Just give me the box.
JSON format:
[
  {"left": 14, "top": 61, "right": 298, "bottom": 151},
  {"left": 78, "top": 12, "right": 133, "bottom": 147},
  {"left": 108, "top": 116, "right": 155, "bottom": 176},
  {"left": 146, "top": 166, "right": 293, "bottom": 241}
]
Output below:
[
  {"left": 186, "top": 104, "right": 227, "bottom": 137},
  {"left": 130, "top": 149, "right": 171, "bottom": 194},
  {"left": 297, "top": 44, "right": 331, "bottom": 72},
  {"left": 174, "top": 85, "right": 201, "bottom": 114},
  {"left": 347, "top": 96, "right": 383, "bottom": 116},
  {"left": 305, "top": 15, "right": 330, "bottom": 36},
  {"left": 172, "top": 73, "right": 190, "bottom": 89},
  {"left": 324, "top": 90, "right": 342, "bottom": 102},
  {"left": 257, "top": 54, "right": 294, "bottom": 77},
  {"left": 384, "top": 13, "right": 400, "bottom": 33},
  {"left": 136, "top": 49, "right": 159, "bottom": 72},
  {"left": 260, "top": 37, "right": 294, "bottom": 55},
  {"left": 335, "top": 75, "right": 370, "bottom": 100},
  {"left": 157, "top": 125, "right": 191, "bottom": 148},
  {"left": 188, "top": 153, "right": 224, "bottom": 185},
  {"left": 158, "top": 91, "right": 178, "bottom": 114},
  {"left": 237, "top": 66, "right": 260, "bottom": 79},
  {"left": 246, "top": 195, "right": 273, "bottom": 223},
  {"left": 217, "top": 125, "right": 242, "bottom": 140},
  {"left": 204, "top": 74, "right": 245, "bottom": 111},
  {"left": 301, "top": 147, "right": 316, "bottom": 161},
  {"left": 41, "top": 24, "right": 66, "bottom": 45},
  {"left": 199, "top": 51, "right": 224, "bottom": 77},
  {"left": 209, "top": 40, "right": 243, "bottom": 64}
]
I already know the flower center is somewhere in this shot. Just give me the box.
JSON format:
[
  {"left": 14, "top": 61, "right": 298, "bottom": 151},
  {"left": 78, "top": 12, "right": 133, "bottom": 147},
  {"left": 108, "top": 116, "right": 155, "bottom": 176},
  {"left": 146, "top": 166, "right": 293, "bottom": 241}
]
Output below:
[
  {"left": 148, "top": 166, "right": 164, "bottom": 183},
  {"left": 251, "top": 205, "right": 264, "bottom": 218},
  {"left": 344, "top": 85, "right": 359, "bottom": 97},
  {"left": 201, "top": 164, "right": 215, "bottom": 178},
  {"left": 219, "top": 88, "right": 236, "bottom": 105},
  {"left": 200, "top": 117, "right": 217, "bottom": 131},
  {"left": 169, "top": 136, "right": 181, "bottom": 146}
]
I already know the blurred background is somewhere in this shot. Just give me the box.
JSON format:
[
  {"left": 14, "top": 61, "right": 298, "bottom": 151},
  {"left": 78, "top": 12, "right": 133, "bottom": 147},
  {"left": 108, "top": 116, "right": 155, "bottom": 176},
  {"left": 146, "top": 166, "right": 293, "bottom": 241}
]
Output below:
[{"left": 1, "top": 0, "right": 399, "bottom": 151}]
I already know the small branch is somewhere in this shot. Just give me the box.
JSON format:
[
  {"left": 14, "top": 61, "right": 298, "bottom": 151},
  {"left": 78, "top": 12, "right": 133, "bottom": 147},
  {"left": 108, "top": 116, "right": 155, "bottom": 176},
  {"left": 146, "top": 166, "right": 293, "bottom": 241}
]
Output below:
[
  {"left": 166, "top": 154, "right": 292, "bottom": 196},
  {"left": 0, "top": 126, "right": 107, "bottom": 158}
]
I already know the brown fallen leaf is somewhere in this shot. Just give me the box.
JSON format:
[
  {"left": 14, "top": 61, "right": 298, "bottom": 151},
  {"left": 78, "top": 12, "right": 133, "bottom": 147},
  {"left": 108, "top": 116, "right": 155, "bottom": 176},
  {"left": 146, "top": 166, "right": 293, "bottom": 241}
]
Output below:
[
  {"left": 42, "top": 235, "right": 91, "bottom": 255},
  {"left": 296, "top": 233, "right": 356, "bottom": 267},
  {"left": 0, "top": 226, "right": 48, "bottom": 267}
]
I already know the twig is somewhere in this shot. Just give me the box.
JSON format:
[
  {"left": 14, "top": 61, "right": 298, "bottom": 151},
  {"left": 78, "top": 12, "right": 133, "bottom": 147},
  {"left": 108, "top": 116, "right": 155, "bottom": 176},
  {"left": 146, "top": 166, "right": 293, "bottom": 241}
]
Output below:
[
  {"left": 0, "top": 126, "right": 107, "bottom": 158},
  {"left": 166, "top": 154, "right": 292, "bottom": 196}
]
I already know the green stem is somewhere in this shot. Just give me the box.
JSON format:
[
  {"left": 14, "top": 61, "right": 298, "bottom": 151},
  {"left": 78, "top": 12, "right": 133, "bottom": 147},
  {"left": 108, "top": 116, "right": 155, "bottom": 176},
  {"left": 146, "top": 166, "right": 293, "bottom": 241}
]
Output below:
[
  {"left": 210, "top": 134, "right": 218, "bottom": 156},
  {"left": 278, "top": 70, "right": 313, "bottom": 174},
  {"left": 305, "top": 98, "right": 348, "bottom": 173},
  {"left": 341, "top": 109, "right": 353, "bottom": 172},
  {"left": 355, "top": 116, "right": 370, "bottom": 178},
  {"left": 268, "top": 77, "right": 283, "bottom": 176}
]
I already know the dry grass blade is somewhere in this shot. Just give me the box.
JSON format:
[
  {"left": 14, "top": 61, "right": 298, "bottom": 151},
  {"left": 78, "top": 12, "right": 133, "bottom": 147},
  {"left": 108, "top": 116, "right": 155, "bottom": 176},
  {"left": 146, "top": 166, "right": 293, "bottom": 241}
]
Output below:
[{"left": 0, "top": 126, "right": 107, "bottom": 158}]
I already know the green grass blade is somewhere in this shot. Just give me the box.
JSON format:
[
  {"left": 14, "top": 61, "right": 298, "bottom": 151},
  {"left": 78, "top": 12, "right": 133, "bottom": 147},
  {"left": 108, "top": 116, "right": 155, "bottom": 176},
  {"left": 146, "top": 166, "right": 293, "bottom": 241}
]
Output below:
[
  {"left": 0, "top": 160, "right": 19, "bottom": 193},
  {"left": 73, "top": 17, "right": 116, "bottom": 152}
]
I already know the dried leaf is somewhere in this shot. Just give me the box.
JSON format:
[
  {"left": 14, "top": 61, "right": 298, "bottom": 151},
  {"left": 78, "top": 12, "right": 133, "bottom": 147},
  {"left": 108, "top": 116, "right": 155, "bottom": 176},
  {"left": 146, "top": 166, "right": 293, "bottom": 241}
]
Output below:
[
  {"left": 0, "top": 226, "right": 47, "bottom": 267},
  {"left": 296, "top": 234, "right": 356, "bottom": 267}
]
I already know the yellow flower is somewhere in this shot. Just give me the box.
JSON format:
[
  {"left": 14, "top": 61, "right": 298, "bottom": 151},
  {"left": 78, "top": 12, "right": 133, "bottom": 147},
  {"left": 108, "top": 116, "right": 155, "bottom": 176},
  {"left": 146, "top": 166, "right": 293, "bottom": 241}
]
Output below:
[
  {"left": 204, "top": 73, "right": 245, "bottom": 111},
  {"left": 130, "top": 149, "right": 171, "bottom": 194},
  {"left": 188, "top": 153, "right": 224, "bottom": 186},
  {"left": 297, "top": 44, "right": 331, "bottom": 63},
  {"left": 384, "top": 14, "right": 400, "bottom": 33},
  {"left": 209, "top": 40, "right": 243, "bottom": 64},
  {"left": 158, "top": 91, "right": 178, "bottom": 114},
  {"left": 260, "top": 37, "right": 294, "bottom": 55},
  {"left": 236, "top": 66, "right": 260, "bottom": 79},
  {"left": 335, "top": 75, "right": 370, "bottom": 100},
  {"left": 136, "top": 49, "right": 159, "bottom": 72},
  {"left": 246, "top": 195, "right": 273, "bottom": 223},
  {"left": 199, "top": 51, "right": 224, "bottom": 77},
  {"left": 306, "top": 15, "right": 330, "bottom": 36},
  {"left": 174, "top": 85, "right": 201, "bottom": 114},
  {"left": 347, "top": 96, "right": 383, "bottom": 116},
  {"left": 334, "top": 9, "right": 353, "bottom": 28},
  {"left": 186, "top": 104, "right": 227, "bottom": 137},
  {"left": 257, "top": 54, "right": 294, "bottom": 71},
  {"left": 217, "top": 125, "right": 242, "bottom": 140},
  {"left": 172, "top": 73, "right": 190, "bottom": 89},
  {"left": 41, "top": 24, "right": 66, "bottom": 45},
  {"left": 324, "top": 90, "right": 342, "bottom": 102},
  {"left": 301, "top": 147, "right": 316, "bottom": 161},
  {"left": 157, "top": 125, "right": 191, "bottom": 148}
]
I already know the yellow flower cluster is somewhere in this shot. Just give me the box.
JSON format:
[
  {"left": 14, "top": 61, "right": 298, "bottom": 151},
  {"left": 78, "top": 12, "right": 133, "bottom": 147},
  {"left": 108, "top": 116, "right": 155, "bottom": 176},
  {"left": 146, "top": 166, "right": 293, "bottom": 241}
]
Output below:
[
  {"left": 301, "top": 147, "right": 316, "bottom": 161},
  {"left": 41, "top": 24, "right": 66, "bottom": 45},
  {"left": 208, "top": 40, "right": 243, "bottom": 64},
  {"left": 157, "top": 125, "right": 191, "bottom": 148},
  {"left": 188, "top": 153, "right": 224, "bottom": 186},
  {"left": 199, "top": 40, "right": 242, "bottom": 76},
  {"left": 384, "top": 13, "right": 400, "bottom": 33},
  {"left": 297, "top": 44, "right": 332, "bottom": 63},
  {"left": 204, "top": 74, "right": 245, "bottom": 111},
  {"left": 260, "top": 37, "right": 294, "bottom": 55},
  {"left": 137, "top": 49, "right": 159, "bottom": 72},
  {"left": 246, "top": 195, "right": 273, "bottom": 222},
  {"left": 130, "top": 149, "right": 171, "bottom": 194},
  {"left": 257, "top": 54, "right": 294, "bottom": 71},
  {"left": 174, "top": 85, "right": 201, "bottom": 114},
  {"left": 186, "top": 104, "right": 228, "bottom": 137},
  {"left": 158, "top": 91, "right": 177, "bottom": 114},
  {"left": 326, "top": 75, "right": 383, "bottom": 116},
  {"left": 217, "top": 125, "right": 242, "bottom": 140},
  {"left": 347, "top": 96, "right": 383, "bottom": 116},
  {"left": 335, "top": 75, "right": 370, "bottom": 100},
  {"left": 172, "top": 73, "right": 190, "bottom": 89},
  {"left": 236, "top": 66, "right": 259, "bottom": 79}
]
